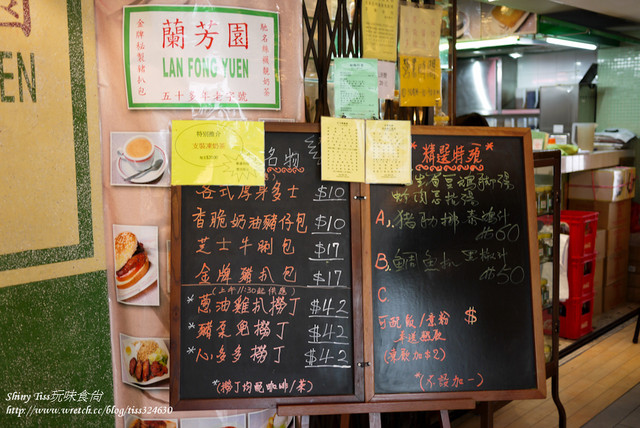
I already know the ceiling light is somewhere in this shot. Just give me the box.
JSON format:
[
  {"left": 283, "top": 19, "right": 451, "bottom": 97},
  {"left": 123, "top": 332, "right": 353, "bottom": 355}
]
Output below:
[
  {"left": 455, "top": 36, "right": 520, "bottom": 50},
  {"left": 509, "top": 52, "right": 523, "bottom": 59},
  {"left": 545, "top": 37, "right": 597, "bottom": 50}
]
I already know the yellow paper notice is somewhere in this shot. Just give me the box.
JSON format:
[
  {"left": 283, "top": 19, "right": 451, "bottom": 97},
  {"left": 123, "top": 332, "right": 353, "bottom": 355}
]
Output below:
[
  {"left": 171, "top": 120, "right": 265, "bottom": 186},
  {"left": 321, "top": 117, "right": 365, "bottom": 182},
  {"left": 399, "top": 4, "right": 442, "bottom": 57},
  {"left": 399, "top": 55, "right": 441, "bottom": 107},
  {"left": 362, "top": 0, "right": 399, "bottom": 62},
  {"left": 365, "top": 120, "right": 412, "bottom": 184}
]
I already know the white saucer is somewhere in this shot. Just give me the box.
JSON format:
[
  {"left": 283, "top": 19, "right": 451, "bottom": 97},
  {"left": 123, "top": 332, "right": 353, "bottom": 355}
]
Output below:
[{"left": 117, "top": 145, "right": 167, "bottom": 184}]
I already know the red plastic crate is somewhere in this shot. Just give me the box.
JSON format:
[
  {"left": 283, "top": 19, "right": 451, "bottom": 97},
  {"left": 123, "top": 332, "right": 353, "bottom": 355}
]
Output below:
[
  {"left": 559, "top": 294, "right": 594, "bottom": 339},
  {"left": 560, "top": 210, "right": 599, "bottom": 258},
  {"left": 566, "top": 253, "right": 596, "bottom": 299}
]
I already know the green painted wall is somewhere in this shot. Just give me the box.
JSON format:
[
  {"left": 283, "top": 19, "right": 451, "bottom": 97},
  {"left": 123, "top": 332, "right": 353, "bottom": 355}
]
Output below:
[{"left": 0, "top": 271, "right": 114, "bottom": 427}]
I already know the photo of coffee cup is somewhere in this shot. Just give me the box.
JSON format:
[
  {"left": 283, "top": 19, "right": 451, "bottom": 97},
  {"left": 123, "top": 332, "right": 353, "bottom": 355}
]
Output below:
[{"left": 123, "top": 136, "right": 155, "bottom": 171}]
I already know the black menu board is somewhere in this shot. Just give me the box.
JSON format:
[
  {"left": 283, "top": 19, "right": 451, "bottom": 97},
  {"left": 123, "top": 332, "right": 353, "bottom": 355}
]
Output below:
[
  {"left": 366, "top": 128, "right": 543, "bottom": 399},
  {"left": 171, "top": 124, "right": 361, "bottom": 409},
  {"left": 172, "top": 124, "right": 545, "bottom": 411}
]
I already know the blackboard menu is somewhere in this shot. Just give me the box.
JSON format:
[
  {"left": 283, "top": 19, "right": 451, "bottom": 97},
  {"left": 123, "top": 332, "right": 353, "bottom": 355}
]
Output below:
[
  {"left": 368, "top": 131, "right": 541, "bottom": 397},
  {"left": 174, "top": 126, "right": 358, "bottom": 404},
  {"left": 172, "top": 124, "right": 545, "bottom": 410}
]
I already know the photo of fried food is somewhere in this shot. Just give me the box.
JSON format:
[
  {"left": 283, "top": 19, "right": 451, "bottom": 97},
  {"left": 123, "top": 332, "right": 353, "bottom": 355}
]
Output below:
[
  {"left": 129, "top": 418, "right": 176, "bottom": 428},
  {"left": 127, "top": 339, "right": 169, "bottom": 383}
]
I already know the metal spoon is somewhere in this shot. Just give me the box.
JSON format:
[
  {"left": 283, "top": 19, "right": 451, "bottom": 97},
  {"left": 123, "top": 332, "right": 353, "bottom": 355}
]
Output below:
[{"left": 125, "top": 159, "right": 163, "bottom": 181}]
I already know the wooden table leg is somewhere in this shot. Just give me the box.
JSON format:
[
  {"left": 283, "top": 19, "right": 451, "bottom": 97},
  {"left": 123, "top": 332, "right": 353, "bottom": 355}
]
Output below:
[
  {"left": 439, "top": 410, "right": 451, "bottom": 428},
  {"left": 480, "top": 401, "right": 494, "bottom": 428},
  {"left": 340, "top": 414, "right": 350, "bottom": 428},
  {"left": 369, "top": 412, "right": 381, "bottom": 428}
]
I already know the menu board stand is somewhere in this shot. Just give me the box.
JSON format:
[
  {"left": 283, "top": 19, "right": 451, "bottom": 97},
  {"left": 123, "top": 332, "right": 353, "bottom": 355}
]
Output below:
[
  {"left": 171, "top": 123, "right": 545, "bottom": 414},
  {"left": 279, "top": 399, "right": 474, "bottom": 427}
]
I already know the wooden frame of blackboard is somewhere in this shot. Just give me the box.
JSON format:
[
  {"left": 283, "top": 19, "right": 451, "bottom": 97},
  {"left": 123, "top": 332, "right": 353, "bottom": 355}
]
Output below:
[
  {"left": 170, "top": 123, "right": 546, "bottom": 412},
  {"left": 360, "top": 126, "right": 546, "bottom": 403},
  {"left": 170, "top": 123, "right": 366, "bottom": 410}
]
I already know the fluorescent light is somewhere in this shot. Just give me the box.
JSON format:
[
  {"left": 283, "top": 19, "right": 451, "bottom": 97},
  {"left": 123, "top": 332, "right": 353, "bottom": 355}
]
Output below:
[
  {"left": 509, "top": 52, "right": 523, "bottom": 59},
  {"left": 545, "top": 37, "right": 597, "bottom": 50},
  {"left": 455, "top": 36, "right": 520, "bottom": 50}
]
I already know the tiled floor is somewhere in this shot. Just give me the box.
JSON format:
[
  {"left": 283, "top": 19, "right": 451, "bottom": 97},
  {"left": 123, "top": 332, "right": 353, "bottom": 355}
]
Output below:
[
  {"left": 583, "top": 382, "right": 640, "bottom": 427},
  {"left": 452, "top": 315, "right": 640, "bottom": 427}
]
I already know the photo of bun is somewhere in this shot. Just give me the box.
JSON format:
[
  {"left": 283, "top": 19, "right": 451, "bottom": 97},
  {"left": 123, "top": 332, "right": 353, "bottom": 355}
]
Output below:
[
  {"left": 112, "top": 225, "right": 159, "bottom": 305},
  {"left": 115, "top": 231, "right": 150, "bottom": 289}
]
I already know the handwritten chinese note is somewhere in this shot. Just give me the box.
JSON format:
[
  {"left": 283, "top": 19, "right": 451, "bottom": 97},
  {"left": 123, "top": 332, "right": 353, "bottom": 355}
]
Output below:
[
  {"left": 365, "top": 120, "right": 411, "bottom": 184},
  {"left": 362, "top": 0, "right": 399, "bottom": 62},
  {"left": 333, "top": 58, "right": 379, "bottom": 119},
  {"left": 399, "top": 4, "right": 442, "bottom": 57},
  {"left": 123, "top": 5, "right": 280, "bottom": 109},
  {"left": 378, "top": 61, "right": 396, "bottom": 100},
  {"left": 178, "top": 131, "right": 355, "bottom": 399},
  {"left": 321, "top": 117, "right": 366, "bottom": 183},
  {"left": 171, "top": 120, "right": 265, "bottom": 186},
  {"left": 398, "top": 55, "right": 441, "bottom": 107}
]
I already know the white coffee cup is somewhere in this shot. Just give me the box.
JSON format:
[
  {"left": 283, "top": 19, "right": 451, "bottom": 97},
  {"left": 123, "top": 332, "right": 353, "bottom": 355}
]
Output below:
[
  {"left": 123, "top": 136, "right": 155, "bottom": 171},
  {"left": 571, "top": 123, "right": 597, "bottom": 152}
]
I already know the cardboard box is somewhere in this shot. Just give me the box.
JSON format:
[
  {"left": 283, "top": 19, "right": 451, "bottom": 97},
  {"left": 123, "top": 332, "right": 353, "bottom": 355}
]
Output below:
[
  {"left": 595, "top": 229, "right": 607, "bottom": 260},
  {"left": 596, "top": 229, "right": 607, "bottom": 260},
  {"left": 594, "top": 286, "right": 603, "bottom": 316},
  {"left": 628, "top": 259, "right": 640, "bottom": 275},
  {"left": 603, "top": 278, "right": 628, "bottom": 311},
  {"left": 605, "top": 251, "right": 629, "bottom": 285},
  {"left": 594, "top": 258, "right": 604, "bottom": 316},
  {"left": 595, "top": 258, "right": 604, "bottom": 288},
  {"left": 628, "top": 285, "right": 640, "bottom": 303},
  {"left": 629, "top": 233, "right": 640, "bottom": 261},
  {"left": 606, "top": 225, "right": 631, "bottom": 257},
  {"left": 567, "top": 199, "right": 631, "bottom": 230},
  {"left": 568, "top": 166, "right": 636, "bottom": 202},
  {"left": 629, "top": 272, "right": 640, "bottom": 288}
]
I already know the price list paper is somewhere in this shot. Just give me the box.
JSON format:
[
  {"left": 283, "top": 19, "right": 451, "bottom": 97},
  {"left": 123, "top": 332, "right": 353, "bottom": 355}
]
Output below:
[
  {"left": 369, "top": 133, "right": 539, "bottom": 395},
  {"left": 333, "top": 58, "right": 380, "bottom": 119},
  {"left": 362, "top": 0, "right": 399, "bottom": 62},
  {"left": 365, "top": 120, "right": 412, "bottom": 184},
  {"left": 398, "top": 4, "right": 442, "bottom": 57},
  {"left": 321, "top": 117, "right": 366, "bottom": 183},
  {"left": 177, "top": 131, "right": 355, "bottom": 400}
]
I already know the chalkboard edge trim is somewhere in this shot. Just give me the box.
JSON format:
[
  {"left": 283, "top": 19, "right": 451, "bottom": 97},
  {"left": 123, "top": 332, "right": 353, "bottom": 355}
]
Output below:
[
  {"left": 410, "top": 125, "right": 533, "bottom": 138},
  {"left": 522, "top": 128, "right": 550, "bottom": 400},
  {"left": 169, "top": 186, "right": 182, "bottom": 409},
  {"left": 170, "top": 393, "right": 365, "bottom": 412},
  {"left": 368, "top": 387, "right": 546, "bottom": 403},
  {"left": 264, "top": 121, "right": 320, "bottom": 134},
  {"left": 277, "top": 398, "right": 476, "bottom": 416}
]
